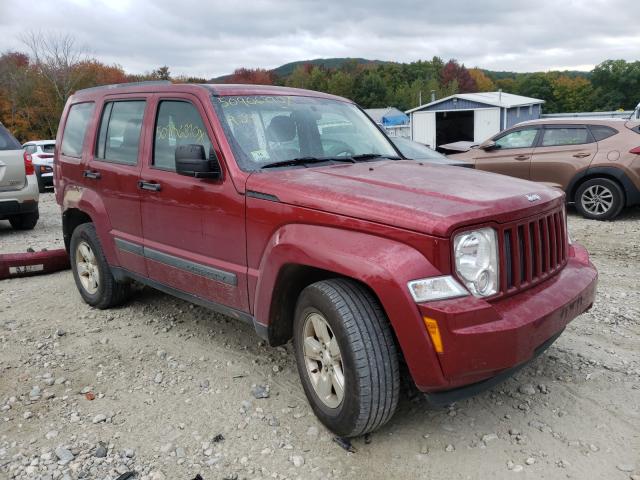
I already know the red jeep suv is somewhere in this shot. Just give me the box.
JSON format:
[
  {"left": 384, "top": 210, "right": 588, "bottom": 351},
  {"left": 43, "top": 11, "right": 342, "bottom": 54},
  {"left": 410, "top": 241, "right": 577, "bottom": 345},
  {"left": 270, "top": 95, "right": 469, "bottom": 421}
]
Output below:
[{"left": 54, "top": 82, "right": 597, "bottom": 437}]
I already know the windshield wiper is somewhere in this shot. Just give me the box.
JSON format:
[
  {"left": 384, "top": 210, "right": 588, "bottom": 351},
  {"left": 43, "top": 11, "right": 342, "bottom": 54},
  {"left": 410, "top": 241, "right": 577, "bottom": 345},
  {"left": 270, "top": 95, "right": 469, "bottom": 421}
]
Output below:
[
  {"left": 349, "top": 153, "right": 402, "bottom": 161},
  {"left": 261, "top": 156, "right": 356, "bottom": 169}
]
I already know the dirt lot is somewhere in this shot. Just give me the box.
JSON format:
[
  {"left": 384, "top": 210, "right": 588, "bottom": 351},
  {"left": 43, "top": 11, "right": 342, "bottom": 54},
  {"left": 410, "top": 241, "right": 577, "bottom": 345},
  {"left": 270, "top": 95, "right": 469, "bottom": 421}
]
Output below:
[{"left": 1, "top": 192, "right": 639, "bottom": 480}]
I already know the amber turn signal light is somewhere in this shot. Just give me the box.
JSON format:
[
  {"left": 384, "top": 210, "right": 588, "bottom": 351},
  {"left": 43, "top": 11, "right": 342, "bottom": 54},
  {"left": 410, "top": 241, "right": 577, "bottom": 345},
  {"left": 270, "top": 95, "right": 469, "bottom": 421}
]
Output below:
[{"left": 423, "top": 316, "right": 444, "bottom": 353}]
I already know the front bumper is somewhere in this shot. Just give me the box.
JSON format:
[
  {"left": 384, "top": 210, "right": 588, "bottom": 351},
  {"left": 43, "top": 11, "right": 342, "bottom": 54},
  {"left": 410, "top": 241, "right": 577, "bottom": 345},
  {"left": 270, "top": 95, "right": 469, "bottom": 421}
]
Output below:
[{"left": 414, "top": 243, "right": 597, "bottom": 392}]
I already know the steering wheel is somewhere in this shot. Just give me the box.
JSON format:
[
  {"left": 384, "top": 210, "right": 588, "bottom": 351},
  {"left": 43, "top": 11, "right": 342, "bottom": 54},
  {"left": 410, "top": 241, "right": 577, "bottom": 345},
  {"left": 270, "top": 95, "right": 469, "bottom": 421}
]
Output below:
[{"left": 323, "top": 138, "right": 355, "bottom": 157}]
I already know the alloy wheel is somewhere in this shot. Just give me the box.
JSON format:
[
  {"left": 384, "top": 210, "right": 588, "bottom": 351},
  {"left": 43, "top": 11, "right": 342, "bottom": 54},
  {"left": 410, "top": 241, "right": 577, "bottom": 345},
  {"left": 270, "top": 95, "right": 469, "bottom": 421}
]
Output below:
[
  {"left": 302, "top": 312, "right": 345, "bottom": 408},
  {"left": 581, "top": 184, "right": 613, "bottom": 215},
  {"left": 75, "top": 241, "right": 100, "bottom": 294}
]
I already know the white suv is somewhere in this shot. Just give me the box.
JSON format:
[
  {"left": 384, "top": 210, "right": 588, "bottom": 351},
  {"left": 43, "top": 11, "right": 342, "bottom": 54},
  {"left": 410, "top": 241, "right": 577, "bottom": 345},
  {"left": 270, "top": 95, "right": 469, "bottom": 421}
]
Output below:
[
  {"left": 0, "top": 122, "right": 39, "bottom": 230},
  {"left": 23, "top": 140, "right": 56, "bottom": 193}
]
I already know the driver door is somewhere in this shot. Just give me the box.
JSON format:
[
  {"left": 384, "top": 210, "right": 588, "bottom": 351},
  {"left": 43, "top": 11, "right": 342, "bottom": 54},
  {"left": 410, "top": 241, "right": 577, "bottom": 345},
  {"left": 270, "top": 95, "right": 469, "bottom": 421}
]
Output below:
[
  {"left": 139, "top": 94, "right": 249, "bottom": 311},
  {"left": 472, "top": 127, "right": 540, "bottom": 180}
]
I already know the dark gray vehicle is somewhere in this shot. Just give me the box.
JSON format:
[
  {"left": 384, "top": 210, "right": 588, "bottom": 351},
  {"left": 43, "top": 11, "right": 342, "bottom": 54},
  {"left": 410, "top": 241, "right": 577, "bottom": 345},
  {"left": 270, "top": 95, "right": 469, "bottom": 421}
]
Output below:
[{"left": 391, "top": 137, "right": 473, "bottom": 168}]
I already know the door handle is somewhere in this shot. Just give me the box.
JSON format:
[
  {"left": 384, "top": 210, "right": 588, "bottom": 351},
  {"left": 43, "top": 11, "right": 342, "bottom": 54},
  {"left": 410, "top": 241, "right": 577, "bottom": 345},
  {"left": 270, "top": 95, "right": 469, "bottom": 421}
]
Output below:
[
  {"left": 83, "top": 170, "right": 101, "bottom": 179},
  {"left": 514, "top": 155, "right": 530, "bottom": 161},
  {"left": 573, "top": 153, "right": 591, "bottom": 158},
  {"left": 138, "top": 180, "right": 161, "bottom": 192}
]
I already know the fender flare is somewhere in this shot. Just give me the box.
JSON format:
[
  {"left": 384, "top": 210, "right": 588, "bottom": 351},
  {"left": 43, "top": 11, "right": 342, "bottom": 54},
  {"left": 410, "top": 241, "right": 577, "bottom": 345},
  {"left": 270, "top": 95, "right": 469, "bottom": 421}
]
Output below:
[
  {"left": 61, "top": 186, "right": 119, "bottom": 264},
  {"left": 0, "top": 249, "right": 70, "bottom": 280},
  {"left": 252, "top": 223, "right": 448, "bottom": 388},
  {"left": 567, "top": 166, "right": 640, "bottom": 207}
]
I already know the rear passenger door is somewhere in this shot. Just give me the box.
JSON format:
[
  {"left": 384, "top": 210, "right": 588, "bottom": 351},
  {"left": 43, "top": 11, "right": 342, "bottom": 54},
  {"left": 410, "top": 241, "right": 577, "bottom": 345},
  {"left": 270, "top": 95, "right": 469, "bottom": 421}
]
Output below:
[
  {"left": 473, "top": 127, "right": 539, "bottom": 180},
  {"left": 530, "top": 125, "right": 597, "bottom": 190},
  {"left": 139, "top": 94, "right": 249, "bottom": 312},
  {"left": 85, "top": 96, "right": 148, "bottom": 276}
]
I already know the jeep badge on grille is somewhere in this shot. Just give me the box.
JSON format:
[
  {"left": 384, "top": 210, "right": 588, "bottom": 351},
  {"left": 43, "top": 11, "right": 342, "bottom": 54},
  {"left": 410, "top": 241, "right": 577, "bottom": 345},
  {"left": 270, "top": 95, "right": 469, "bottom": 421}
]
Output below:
[{"left": 526, "top": 193, "right": 541, "bottom": 202}]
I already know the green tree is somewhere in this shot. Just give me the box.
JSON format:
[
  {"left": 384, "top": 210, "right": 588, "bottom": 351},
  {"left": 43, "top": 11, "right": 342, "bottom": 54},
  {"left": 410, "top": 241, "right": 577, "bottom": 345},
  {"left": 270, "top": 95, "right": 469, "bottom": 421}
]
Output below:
[
  {"left": 591, "top": 60, "right": 640, "bottom": 110},
  {"left": 327, "top": 71, "right": 354, "bottom": 99},
  {"left": 353, "top": 71, "right": 388, "bottom": 108}
]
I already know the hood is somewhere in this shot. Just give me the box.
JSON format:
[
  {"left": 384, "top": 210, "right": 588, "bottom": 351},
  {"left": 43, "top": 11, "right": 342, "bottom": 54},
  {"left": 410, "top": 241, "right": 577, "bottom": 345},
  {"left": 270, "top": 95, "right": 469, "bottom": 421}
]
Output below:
[{"left": 246, "top": 160, "right": 564, "bottom": 237}]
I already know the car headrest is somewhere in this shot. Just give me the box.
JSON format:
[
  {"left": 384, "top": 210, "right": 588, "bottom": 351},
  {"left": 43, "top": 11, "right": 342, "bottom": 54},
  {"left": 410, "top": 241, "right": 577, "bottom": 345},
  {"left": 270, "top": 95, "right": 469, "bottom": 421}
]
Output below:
[{"left": 267, "top": 115, "right": 296, "bottom": 143}]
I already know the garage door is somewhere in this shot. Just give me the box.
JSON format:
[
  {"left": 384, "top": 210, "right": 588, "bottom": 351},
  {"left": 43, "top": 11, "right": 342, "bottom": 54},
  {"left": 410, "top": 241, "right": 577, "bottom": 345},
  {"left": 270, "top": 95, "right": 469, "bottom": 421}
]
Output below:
[
  {"left": 412, "top": 111, "right": 436, "bottom": 148},
  {"left": 473, "top": 108, "right": 500, "bottom": 143}
]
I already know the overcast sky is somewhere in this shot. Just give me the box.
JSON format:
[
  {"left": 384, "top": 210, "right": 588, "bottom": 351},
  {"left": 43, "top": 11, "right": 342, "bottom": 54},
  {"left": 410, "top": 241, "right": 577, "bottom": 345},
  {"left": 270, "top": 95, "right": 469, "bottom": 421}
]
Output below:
[{"left": 1, "top": 0, "right": 638, "bottom": 78}]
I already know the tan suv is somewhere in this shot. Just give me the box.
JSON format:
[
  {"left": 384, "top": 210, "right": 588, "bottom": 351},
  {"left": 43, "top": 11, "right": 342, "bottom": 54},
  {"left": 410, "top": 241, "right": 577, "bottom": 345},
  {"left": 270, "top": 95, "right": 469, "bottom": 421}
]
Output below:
[{"left": 449, "top": 118, "right": 640, "bottom": 220}]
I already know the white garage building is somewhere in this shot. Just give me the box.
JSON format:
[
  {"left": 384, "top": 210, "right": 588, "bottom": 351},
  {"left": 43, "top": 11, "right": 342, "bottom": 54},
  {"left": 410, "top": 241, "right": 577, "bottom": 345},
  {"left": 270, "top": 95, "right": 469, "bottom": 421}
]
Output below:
[{"left": 406, "top": 91, "right": 544, "bottom": 149}]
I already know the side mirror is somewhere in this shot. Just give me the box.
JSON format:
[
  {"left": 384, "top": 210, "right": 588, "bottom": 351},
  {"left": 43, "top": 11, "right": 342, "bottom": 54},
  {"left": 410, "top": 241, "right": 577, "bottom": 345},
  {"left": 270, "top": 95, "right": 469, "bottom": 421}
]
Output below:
[
  {"left": 175, "top": 144, "right": 221, "bottom": 179},
  {"left": 480, "top": 140, "right": 498, "bottom": 151}
]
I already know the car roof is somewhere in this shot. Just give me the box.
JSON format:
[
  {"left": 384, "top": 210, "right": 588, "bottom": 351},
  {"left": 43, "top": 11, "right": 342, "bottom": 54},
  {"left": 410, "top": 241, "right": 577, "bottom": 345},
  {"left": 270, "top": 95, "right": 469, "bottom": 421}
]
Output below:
[
  {"left": 516, "top": 117, "right": 632, "bottom": 127},
  {"left": 71, "top": 81, "right": 351, "bottom": 104}
]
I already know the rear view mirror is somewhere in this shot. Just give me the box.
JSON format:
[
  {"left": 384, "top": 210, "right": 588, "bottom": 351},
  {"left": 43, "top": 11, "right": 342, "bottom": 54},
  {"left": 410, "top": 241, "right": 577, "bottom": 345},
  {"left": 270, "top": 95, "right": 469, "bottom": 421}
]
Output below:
[
  {"left": 175, "top": 144, "right": 221, "bottom": 179},
  {"left": 481, "top": 140, "right": 498, "bottom": 151}
]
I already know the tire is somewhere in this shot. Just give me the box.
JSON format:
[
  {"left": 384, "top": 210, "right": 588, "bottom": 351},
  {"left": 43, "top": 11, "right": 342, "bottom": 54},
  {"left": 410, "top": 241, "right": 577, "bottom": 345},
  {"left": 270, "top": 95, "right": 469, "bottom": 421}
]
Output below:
[
  {"left": 575, "top": 178, "right": 624, "bottom": 220},
  {"left": 8, "top": 209, "right": 39, "bottom": 230},
  {"left": 69, "top": 223, "right": 130, "bottom": 309},
  {"left": 293, "top": 279, "right": 400, "bottom": 437}
]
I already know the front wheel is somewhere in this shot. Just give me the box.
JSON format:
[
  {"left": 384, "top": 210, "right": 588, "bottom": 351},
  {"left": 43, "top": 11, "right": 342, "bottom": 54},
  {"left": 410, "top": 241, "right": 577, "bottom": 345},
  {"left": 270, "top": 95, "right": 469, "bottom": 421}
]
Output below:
[
  {"left": 575, "top": 178, "right": 624, "bottom": 220},
  {"left": 70, "top": 223, "right": 131, "bottom": 309},
  {"left": 293, "top": 279, "right": 400, "bottom": 437}
]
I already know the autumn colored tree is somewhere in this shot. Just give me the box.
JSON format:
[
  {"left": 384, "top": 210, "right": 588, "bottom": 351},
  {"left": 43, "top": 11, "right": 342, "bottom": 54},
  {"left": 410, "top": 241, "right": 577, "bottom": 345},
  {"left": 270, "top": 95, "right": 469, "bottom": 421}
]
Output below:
[
  {"left": 468, "top": 68, "right": 496, "bottom": 92},
  {"left": 440, "top": 60, "right": 477, "bottom": 93},
  {"left": 225, "top": 67, "right": 274, "bottom": 85}
]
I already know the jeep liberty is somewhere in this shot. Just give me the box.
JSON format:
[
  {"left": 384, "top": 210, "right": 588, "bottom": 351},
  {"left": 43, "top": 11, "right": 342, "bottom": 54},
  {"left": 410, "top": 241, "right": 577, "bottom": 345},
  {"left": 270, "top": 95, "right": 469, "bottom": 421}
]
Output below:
[{"left": 54, "top": 82, "right": 598, "bottom": 437}]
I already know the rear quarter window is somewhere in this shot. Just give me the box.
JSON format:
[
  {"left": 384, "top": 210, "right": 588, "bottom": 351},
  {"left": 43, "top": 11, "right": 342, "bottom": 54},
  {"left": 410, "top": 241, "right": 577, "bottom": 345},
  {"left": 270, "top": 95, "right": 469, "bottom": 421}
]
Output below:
[
  {"left": 61, "top": 102, "right": 95, "bottom": 157},
  {"left": 0, "top": 123, "right": 22, "bottom": 151},
  {"left": 589, "top": 125, "right": 618, "bottom": 141},
  {"left": 541, "top": 127, "right": 591, "bottom": 147}
]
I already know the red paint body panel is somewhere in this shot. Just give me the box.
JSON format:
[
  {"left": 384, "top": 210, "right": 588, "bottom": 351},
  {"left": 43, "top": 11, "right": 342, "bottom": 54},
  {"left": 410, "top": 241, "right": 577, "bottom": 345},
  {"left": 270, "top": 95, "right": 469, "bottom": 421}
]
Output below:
[
  {"left": 0, "top": 249, "right": 70, "bottom": 280},
  {"left": 54, "top": 83, "right": 598, "bottom": 395}
]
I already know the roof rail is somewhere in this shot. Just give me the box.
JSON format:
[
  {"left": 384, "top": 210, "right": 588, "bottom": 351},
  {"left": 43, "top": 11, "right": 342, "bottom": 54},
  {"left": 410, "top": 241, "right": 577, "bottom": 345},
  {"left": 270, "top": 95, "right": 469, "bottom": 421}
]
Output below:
[{"left": 74, "top": 80, "right": 172, "bottom": 95}]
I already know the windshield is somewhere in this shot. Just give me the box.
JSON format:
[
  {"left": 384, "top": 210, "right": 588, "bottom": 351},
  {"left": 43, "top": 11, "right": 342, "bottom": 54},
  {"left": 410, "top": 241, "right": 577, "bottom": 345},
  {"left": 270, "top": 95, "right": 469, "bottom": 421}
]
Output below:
[
  {"left": 211, "top": 95, "right": 398, "bottom": 171},
  {"left": 391, "top": 137, "right": 447, "bottom": 161}
]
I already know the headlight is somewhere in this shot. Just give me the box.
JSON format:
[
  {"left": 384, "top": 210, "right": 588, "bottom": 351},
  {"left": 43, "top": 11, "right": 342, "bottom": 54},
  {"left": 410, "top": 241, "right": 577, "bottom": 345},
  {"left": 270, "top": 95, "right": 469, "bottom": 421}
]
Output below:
[
  {"left": 407, "top": 276, "right": 468, "bottom": 302},
  {"left": 454, "top": 227, "right": 499, "bottom": 297}
]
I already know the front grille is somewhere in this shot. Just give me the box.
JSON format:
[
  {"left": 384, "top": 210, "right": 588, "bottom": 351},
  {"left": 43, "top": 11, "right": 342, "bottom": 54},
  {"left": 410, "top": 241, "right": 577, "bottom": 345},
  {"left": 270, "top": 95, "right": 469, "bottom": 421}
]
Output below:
[{"left": 500, "top": 208, "right": 568, "bottom": 294}]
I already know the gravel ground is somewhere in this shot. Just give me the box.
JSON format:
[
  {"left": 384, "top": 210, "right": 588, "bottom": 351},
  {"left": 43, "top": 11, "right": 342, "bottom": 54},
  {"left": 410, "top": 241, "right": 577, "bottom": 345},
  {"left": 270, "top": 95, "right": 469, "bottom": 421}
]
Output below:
[{"left": 1, "top": 192, "right": 639, "bottom": 480}]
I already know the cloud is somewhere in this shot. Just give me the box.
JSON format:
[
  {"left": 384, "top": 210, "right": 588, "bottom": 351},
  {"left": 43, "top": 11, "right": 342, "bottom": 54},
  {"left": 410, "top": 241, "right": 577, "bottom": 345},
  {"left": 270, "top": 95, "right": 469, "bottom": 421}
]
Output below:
[{"left": 1, "top": 0, "right": 638, "bottom": 78}]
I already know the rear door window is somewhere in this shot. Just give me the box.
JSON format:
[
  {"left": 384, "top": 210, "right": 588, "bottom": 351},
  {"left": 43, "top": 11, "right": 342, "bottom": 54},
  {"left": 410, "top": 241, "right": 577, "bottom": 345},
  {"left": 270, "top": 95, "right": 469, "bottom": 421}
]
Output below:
[
  {"left": 541, "top": 127, "right": 592, "bottom": 147},
  {"left": 0, "top": 123, "right": 21, "bottom": 150},
  {"left": 61, "top": 102, "right": 95, "bottom": 157},
  {"left": 95, "top": 100, "right": 146, "bottom": 165},
  {"left": 494, "top": 128, "right": 538, "bottom": 149},
  {"left": 153, "top": 100, "right": 212, "bottom": 170},
  {"left": 42, "top": 144, "right": 56, "bottom": 153},
  {"left": 588, "top": 125, "right": 618, "bottom": 142}
]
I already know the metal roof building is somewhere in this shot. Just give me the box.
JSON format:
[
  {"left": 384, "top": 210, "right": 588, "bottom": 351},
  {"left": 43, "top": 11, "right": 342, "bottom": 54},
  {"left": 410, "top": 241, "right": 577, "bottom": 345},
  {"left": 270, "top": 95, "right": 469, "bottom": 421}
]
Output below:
[
  {"left": 406, "top": 91, "right": 544, "bottom": 149},
  {"left": 364, "top": 107, "right": 409, "bottom": 126}
]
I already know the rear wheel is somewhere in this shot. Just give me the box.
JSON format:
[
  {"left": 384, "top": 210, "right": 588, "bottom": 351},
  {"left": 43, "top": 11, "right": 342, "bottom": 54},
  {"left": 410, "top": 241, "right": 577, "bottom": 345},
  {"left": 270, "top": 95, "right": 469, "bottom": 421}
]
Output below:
[
  {"left": 293, "top": 279, "right": 400, "bottom": 437},
  {"left": 8, "top": 209, "right": 39, "bottom": 230},
  {"left": 575, "top": 178, "right": 624, "bottom": 220},
  {"left": 70, "top": 223, "right": 130, "bottom": 309}
]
